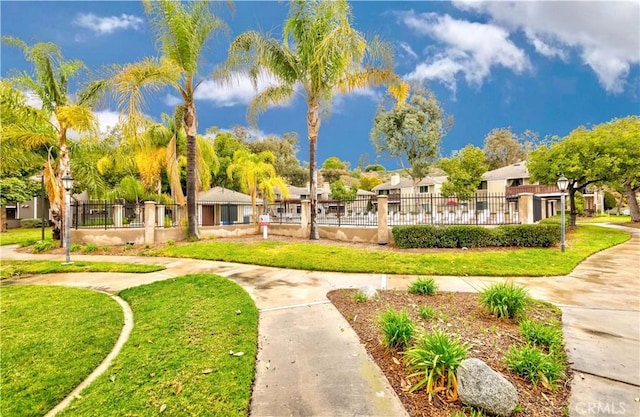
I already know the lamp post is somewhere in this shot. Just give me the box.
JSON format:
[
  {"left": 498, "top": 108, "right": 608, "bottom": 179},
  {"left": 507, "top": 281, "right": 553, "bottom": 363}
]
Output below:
[
  {"left": 557, "top": 175, "right": 569, "bottom": 252},
  {"left": 62, "top": 174, "right": 74, "bottom": 264}
]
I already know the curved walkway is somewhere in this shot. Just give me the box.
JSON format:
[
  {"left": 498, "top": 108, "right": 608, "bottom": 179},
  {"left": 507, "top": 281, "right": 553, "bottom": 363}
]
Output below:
[{"left": 1, "top": 224, "right": 638, "bottom": 416}]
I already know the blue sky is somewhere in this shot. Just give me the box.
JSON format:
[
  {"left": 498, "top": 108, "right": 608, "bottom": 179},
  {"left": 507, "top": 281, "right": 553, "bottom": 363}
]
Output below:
[{"left": 2, "top": 1, "right": 639, "bottom": 169}]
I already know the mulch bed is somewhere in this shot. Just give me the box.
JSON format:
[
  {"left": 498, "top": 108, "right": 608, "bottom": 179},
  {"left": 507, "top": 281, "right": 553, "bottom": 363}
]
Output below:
[{"left": 327, "top": 290, "right": 572, "bottom": 417}]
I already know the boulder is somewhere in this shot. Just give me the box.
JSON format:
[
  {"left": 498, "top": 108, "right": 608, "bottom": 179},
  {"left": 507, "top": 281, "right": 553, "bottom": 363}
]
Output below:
[
  {"left": 457, "top": 358, "right": 518, "bottom": 417},
  {"left": 358, "top": 285, "right": 378, "bottom": 300}
]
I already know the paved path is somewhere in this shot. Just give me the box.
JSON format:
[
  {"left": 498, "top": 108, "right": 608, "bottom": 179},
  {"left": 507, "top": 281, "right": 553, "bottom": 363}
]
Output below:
[{"left": 1, "top": 224, "right": 638, "bottom": 416}]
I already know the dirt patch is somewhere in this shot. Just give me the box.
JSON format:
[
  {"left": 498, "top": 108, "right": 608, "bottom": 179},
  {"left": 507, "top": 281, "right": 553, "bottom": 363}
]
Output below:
[{"left": 327, "top": 290, "right": 572, "bottom": 417}]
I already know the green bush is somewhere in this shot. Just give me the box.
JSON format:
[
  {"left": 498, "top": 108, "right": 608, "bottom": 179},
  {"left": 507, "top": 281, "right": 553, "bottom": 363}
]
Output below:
[
  {"left": 408, "top": 277, "right": 438, "bottom": 295},
  {"left": 403, "top": 329, "right": 469, "bottom": 398},
  {"left": 498, "top": 224, "right": 560, "bottom": 247},
  {"left": 520, "top": 320, "right": 563, "bottom": 348},
  {"left": 418, "top": 305, "right": 437, "bottom": 320},
  {"left": 378, "top": 308, "right": 414, "bottom": 349},
  {"left": 20, "top": 219, "right": 48, "bottom": 228},
  {"left": 69, "top": 243, "right": 82, "bottom": 252},
  {"left": 32, "top": 240, "right": 56, "bottom": 253},
  {"left": 82, "top": 243, "right": 99, "bottom": 253},
  {"left": 353, "top": 291, "right": 368, "bottom": 303},
  {"left": 392, "top": 224, "right": 560, "bottom": 249},
  {"left": 505, "top": 344, "right": 565, "bottom": 388},
  {"left": 480, "top": 282, "right": 528, "bottom": 319}
]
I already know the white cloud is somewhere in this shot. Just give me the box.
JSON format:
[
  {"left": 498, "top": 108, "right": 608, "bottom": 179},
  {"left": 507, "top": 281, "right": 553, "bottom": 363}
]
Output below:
[
  {"left": 93, "top": 110, "right": 121, "bottom": 135},
  {"left": 399, "top": 11, "right": 529, "bottom": 91},
  {"left": 452, "top": 0, "right": 640, "bottom": 93},
  {"left": 399, "top": 42, "right": 418, "bottom": 59},
  {"left": 191, "top": 71, "right": 294, "bottom": 108},
  {"left": 332, "top": 86, "right": 380, "bottom": 113},
  {"left": 163, "top": 94, "right": 183, "bottom": 107},
  {"left": 24, "top": 91, "right": 43, "bottom": 109},
  {"left": 73, "top": 13, "right": 144, "bottom": 35}
]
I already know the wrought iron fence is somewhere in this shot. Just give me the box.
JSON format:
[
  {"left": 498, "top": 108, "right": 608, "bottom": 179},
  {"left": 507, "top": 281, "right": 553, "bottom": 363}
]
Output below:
[
  {"left": 263, "top": 200, "right": 302, "bottom": 224},
  {"left": 71, "top": 201, "right": 145, "bottom": 229},
  {"left": 389, "top": 193, "right": 519, "bottom": 226},
  {"left": 316, "top": 196, "right": 378, "bottom": 227}
]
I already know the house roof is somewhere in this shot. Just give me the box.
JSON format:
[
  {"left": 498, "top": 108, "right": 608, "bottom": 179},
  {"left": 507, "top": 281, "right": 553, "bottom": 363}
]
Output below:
[
  {"left": 372, "top": 178, "right": 414, "bottom": 191},
  {"left": 356, "top": 189, "right": 376, "bottom": 196},
  {"left": 198, "top": 187, "right": 259, "bottom": 204},
  {"left": 482, "top": 161, "right": 530, "bottom": 181}
]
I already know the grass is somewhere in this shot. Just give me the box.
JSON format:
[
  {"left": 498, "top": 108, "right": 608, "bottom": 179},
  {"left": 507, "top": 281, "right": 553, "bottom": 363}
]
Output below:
[
  {"left": 149, "top": 225, "right": 630, "bottom": 276},
  {"left": 577, "top": 214, "right": 631, "bottom": 223},
  {"left": 60, "top": 274, "right": 258, "bottom": 417},
  {"left": 0, "top": 260, "right": 165, "bottom": 280},
  {"left": 378, "top": 308, "right": 415, "bottom": 349},
  {"left": 0, "top": 228, "right": 45, "bottom": 246},
  {"left": 407, "top": 277, "right": 438, "bottom": 295},
  {"left": 480, "top": 282, "right": 529, "bottom": 319},
  {"left": 0, "top": 286, "right": 122, "bottom": 417}
]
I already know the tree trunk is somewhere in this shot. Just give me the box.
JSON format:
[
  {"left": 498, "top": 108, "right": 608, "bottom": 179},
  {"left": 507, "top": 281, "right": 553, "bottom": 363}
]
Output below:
[
  {"left": 184, "top": 102, "right": 200, "bottom": 239},
  {"left": 0, "top": 205, "right": 7, "bottom": 233},
  {"left": 307, "top": 100, "right": 320, "bottom": 240},
  {"left": 623, "top": 180, "right": 640, "bottom": 222},
  {"left": 568, "top": 188, "right": 578, "bottom": 227},
  {"left": 52, "top": 128, "right": 70, "bottom": 242}
]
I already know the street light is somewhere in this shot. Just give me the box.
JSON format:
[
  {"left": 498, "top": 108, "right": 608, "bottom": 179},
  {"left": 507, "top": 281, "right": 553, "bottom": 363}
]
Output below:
[
  {"left": 557, "top": 175, "right": 569, "bottom": 252},
  {"left": 62, "top": 174, "right": 74, "bottom": 264}
]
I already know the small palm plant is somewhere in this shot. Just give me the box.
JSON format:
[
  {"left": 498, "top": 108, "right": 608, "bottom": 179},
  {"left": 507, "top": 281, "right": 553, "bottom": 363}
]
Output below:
[
  {"left": 377, "top": 308, "right": 414, "bottom": 349},
  {"left": 480, "top": 281, "right": 528, "bottom": 319},
  {"left": 403, "top": 329, "right": 469, "bottom": 402},
  {"left": 407, "top": 276, "right": 438, "bottom": 295}
]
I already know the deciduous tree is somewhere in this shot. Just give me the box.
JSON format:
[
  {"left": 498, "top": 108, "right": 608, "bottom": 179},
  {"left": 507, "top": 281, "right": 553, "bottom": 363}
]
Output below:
[
  {"left": 482, "top": 127, "right": 528, "bottom": 170},
  {"left": 438, "top": 146, "right": 488, "bottom": 200}
]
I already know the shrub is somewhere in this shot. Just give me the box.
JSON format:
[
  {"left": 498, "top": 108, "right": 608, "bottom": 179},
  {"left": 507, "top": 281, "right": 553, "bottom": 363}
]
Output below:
[
  {"left": 480, "top": 282, "right": 528, "bottom": 319},
  {"left": 32, "top": 239, "right": 56, "bottom": 253},
  {"left": 378, "top": 308, "right": 414, "bottom": 349},
  {"left": 392, "top": 224, "right": 559, "bottom": 249},
  {"left": 498, "top": 224, "right": 560, "bottom": 247},
  {"left": 353, "top": 291, "right": 368, "bottom": 303},
  {"left": 520, "top": 320, "right": 563, "bottom": 349},
  {"left": 505, "top": 344, "right": 565, "bottom": 388},
  {"left": 403, "top": 329, "right": 469, "bottom": 400},
  {"left": 69, "top": 243, "right": 82, "bottom": 252},
  {"left": 418, "top": 306, "right": 436, "bottom": 320},
  {"left": 166, "top": 239, "right": 175, "bottom": 246},
  {"left": 408, "top": 277, "right": 438, "bottom": 295},
  {"left": 82, "top": 243, "right": 99, "bottom": 253},
  {"left": 20, "top": 219, "right": 49, "bottom": 228}
]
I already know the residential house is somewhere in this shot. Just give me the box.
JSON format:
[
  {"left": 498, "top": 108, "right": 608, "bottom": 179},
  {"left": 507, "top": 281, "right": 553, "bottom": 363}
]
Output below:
[{"left": 197, "top": 187, "right": 259, "bottom": 226}]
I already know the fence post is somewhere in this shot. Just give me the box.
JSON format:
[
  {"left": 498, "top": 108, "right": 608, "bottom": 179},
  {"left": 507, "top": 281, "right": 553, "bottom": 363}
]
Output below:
[
  {"left": 157, "top": 204, "right": 165, "bottom": 228},
  {"left": 301, "top": 200, "right": 310, "bottom": 232},
  {"left": 113, "top": 204, "right": 123, "bottom": 228},
  {"left": 144, "top": 201, "right": 156, "bottom": 244},
  {"left": 377, "top": 195, "right": 388, "bottom": 245},
  {"left": 518, "top": 193, "right": 534, "bottom": 224}
]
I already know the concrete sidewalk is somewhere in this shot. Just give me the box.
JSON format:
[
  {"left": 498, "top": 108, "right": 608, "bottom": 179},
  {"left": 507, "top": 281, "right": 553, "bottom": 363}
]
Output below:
[{"left": 1, "top": 224, "right": 638, "bottom": 416}]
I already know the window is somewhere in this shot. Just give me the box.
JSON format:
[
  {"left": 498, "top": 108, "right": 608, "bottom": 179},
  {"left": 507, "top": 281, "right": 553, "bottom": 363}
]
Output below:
[
  {"left": 378, "top": 189, "right": 390, "bottom": 195},
  {"left": 478, "top": 181, "right": 487, "bottom": 190},
  {"left": 419, "top": 185, "right": 429, "bottom": 193}
]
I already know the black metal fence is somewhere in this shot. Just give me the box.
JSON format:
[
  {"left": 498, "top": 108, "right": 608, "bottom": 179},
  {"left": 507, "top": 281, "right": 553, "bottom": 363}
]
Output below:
[{"left": 71, "top": 193, "right": 519, "bottom": 229}]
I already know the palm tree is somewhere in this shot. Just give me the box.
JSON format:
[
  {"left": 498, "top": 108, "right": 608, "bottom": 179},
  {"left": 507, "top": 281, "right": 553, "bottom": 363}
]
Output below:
[
  {"left": 225, "top": 0, "right": 406, "bottom": 239},
  {"left": 1, "top": 38, "right": 102, "bottom": 241},
  {"left": 113, "top": 0, "right": 229, "bottom": 239},
  {"left": 226, "top": 149, "right": 289, "bottom": 224}
]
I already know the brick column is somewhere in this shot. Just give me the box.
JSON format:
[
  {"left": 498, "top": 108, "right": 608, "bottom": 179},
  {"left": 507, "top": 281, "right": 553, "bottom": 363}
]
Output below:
[
  {"left": 377, "top": 195, "right": 388, "bottom": 245},
  {"left": 518, "top": 193, "right": 534, "bottom": 224},
  {"left": 144, "top": 201, "right": 156, "bottom": 244}
]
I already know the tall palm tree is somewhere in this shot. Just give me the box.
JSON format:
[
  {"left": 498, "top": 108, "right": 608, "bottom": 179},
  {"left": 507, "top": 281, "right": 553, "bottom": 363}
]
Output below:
[
  {"left": 226, "top": 0, "right": 406, "bottom": 239},
  {"left": 226, "top": 149, "right": 289, "bottom": 224},
  {"left": 113, "top": 0, "right": 229, "bottom": 239},
  {"left": 1, "top": 38, "right": 102, "bottom": 241}
]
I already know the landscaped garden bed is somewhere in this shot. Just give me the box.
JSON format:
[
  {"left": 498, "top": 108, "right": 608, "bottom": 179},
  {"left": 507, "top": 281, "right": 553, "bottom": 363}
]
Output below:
[{"left": 327, "top": 287, "right": 572, "bottom": 417}]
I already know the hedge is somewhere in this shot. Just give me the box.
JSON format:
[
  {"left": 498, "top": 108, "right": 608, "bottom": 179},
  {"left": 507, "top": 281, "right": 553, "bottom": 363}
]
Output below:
[
  {"left": 392, "top": 224, "right": 561, "bottom": 249},
  {"left": 20, "top": 219, "right": 50, "bottom": 228}
]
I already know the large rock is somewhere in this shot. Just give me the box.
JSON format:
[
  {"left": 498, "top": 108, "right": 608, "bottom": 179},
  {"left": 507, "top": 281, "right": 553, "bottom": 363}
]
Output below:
[
  {"left": 358, "top": 285, "right": 378, "bottom": 300},
  {"left": 457, "top": 358, "right": 518, "bottom": 417}
]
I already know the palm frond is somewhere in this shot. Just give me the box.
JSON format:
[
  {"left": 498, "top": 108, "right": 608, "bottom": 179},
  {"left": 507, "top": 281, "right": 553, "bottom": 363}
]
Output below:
[
  {"left": 56, "top": 104, "right": 98, "bottom": 136},
  {"left": 247, "top": 84, "right": 295, "bottom": 125}
]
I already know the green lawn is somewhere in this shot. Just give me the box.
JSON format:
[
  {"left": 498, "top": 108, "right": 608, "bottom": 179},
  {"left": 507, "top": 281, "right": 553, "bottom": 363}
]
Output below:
[
  {"left": 577, "top": 215, "right": 632, "bottom": 223},
  {"left": 0, "top": 227, "right": 46, "bottom": 246},
  {"left": 0, "top": 260, "right": 166, "bottom": 280},
  {"left": 60, "top": 274, "right": 258, "bottom": 417},
  {"left": 0, "top": 286, "right": 122, "bottom": 417},
  {"left": 149, "top": 225, "right": 630, "bottom": 276}
]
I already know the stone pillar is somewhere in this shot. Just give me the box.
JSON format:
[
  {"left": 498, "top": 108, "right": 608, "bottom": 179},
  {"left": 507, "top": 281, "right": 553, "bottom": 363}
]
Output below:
[
  {"left": 518, "top": 193, "right": 534, "bottom": 224},
  {"left": 144, "top": 201, "right": 156, "bottom": 244},
  {"left": 377, "top": 195, "right": 388, "bottom": 245},
  {"left": 301, "top": 200, "right": 310, "bottom": 232},
  {"left": 113, "top": 204, "right": 124, "bottom": 228},
  {"left": 156, "top": 204, "right": 165, "bottom": 228}
]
